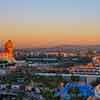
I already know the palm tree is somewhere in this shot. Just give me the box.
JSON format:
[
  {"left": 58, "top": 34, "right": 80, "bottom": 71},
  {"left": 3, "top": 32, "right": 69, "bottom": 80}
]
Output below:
[{"left": 57, "top": 51, "right": 64, "bottom": 66}]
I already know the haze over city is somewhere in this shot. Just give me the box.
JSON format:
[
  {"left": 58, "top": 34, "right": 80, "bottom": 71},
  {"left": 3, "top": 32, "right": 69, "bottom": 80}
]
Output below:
[
  {"left": 0, "top": 1, "right": 100, "bottom": 99},
  {"left": 0, "top": 0, "right": 99, "bottom": 48}
]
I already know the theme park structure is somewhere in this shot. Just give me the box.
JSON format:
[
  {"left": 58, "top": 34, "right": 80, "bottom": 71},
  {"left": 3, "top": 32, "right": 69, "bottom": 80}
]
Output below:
[{"left": 0, "top": 40, "right": 17, "bottom": 74}]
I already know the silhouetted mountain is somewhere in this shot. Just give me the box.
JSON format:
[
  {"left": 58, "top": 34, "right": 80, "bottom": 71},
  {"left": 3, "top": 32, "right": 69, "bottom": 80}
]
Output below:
[
  {"left": 46, "top": 44, "right": 100, "bottom": 52},
  {"left": 14, "top": 44, "right": 100, "bottom": 52}
]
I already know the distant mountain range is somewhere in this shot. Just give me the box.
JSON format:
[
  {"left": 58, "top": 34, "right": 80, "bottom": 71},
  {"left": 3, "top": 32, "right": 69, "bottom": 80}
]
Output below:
[
  {"left": 14, "top": 44, "right": 100, "bottom": 52},
  {"left": 45, "top": 44, "right": 100, "bottom": 52}
]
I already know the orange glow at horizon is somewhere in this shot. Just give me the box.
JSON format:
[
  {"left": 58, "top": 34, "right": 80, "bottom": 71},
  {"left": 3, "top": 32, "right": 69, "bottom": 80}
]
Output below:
[{"left": 0, "top": 23, "right": 100, "bottom": 48}]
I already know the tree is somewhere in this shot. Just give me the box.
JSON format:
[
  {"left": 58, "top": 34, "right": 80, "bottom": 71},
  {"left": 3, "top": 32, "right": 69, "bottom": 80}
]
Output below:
[
  {"left": 71, "top": 75, "right": 80, "bottom": 82},
  {"left": 57, "top": 51, "right": 64, "bottom": 66}
]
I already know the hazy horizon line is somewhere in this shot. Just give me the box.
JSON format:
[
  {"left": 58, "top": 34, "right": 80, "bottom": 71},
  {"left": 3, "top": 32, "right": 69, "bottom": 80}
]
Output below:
[{"left": 7, "top": 43, "right": 100, "bottom": 49}]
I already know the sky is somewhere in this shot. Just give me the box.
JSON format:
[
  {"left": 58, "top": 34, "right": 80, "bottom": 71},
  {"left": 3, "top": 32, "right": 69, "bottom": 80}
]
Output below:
[{"left": 0, "top": 0, "right": 99, "bottom": 48}]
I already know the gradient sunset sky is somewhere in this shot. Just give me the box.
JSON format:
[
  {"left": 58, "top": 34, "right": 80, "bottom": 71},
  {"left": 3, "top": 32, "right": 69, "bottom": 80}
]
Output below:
[{"left": 0, "top": 0, "right": 99, "bottom": 48}]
